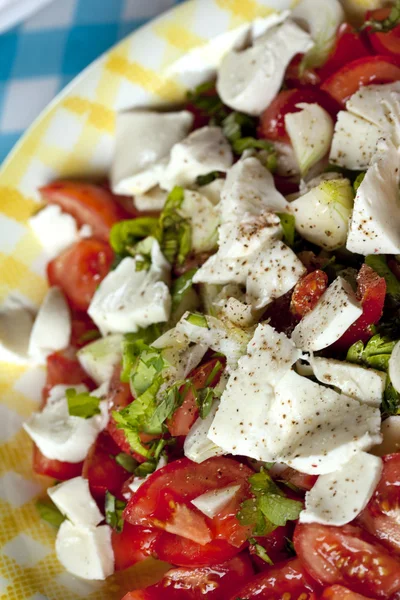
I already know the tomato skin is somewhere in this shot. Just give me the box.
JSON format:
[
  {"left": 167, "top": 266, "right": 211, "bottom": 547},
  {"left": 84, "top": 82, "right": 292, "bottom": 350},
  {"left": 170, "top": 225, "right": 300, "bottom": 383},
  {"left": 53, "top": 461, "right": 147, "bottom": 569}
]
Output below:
[
  {"left": 284, "top": 55, "right": 320, "bottom": 87},
  {"left": 124, "top": 457, "right": 253, "bottom": 549},
  {"left": 366, "top": 9, "right": 400, "bottom": 59},
  {"left": 112, "top": 524, "right": 160, "bottom": 571},
  {"left": 358, "top": 453, "right": 400, "bottom": 555},
  {"left": 32, "top": 444, "right": 83, "bottom": 481},
  {"left": 40, "top": 181, "right": 126, "bottom": 241},
  {"left": 259, "top": 88, "right": 339, "bottom": 144},
  {"left": 69, "top": 311, "right": 99, "bottom": 348},
  {"left": 82, "top": 431, "right": 130, "bottom": 501},
  {"left": 249, "top": 525, "right": 292, "bottom": 571},
  {"left": 291, "top": 270, "right": 329, "bottom": 318},
  {"left": 321, "top": 585, "right": 373, "bottom": 600},
  {"left": 321, "top": 55, "right": 400, "bottom": 106},
  {"left": 121, "top": 554, "right": 254, "bottom": 600},
  {"left": 278, "top": 466, "right": 318, "bottom": 492},
  {"left": 155, "top": 532, "right": 244, "bottom": 567},
  {"left": 294, "top": 522, "right": 400, "bottom": 598},
  {"left": 318, "top": 24, "right": 371, "bottom": 81},
  {"left": 43, "top": 349, "right": 95, "bottom": 403},
  {"left": 47, "top": 238, "right": 113, "bottom": 311},
  {"left": 167, "top": 358, "right": 225, "bottom": 437},
  {"left": 333, "top": 264, "right": 386, "bottom": 351},
  {"left": 231, "top": 558, "right": 319, "bottom": 600}
]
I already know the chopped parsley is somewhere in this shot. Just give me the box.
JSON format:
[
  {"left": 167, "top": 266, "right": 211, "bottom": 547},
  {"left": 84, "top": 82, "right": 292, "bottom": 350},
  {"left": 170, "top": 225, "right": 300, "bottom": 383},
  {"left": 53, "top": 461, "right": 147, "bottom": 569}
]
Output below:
[
  {"left": 66, "top": 388, "right": 101, "bottom": 419},
  {"left": 120, "top": 324, "right": 162, "bottom": 383}
]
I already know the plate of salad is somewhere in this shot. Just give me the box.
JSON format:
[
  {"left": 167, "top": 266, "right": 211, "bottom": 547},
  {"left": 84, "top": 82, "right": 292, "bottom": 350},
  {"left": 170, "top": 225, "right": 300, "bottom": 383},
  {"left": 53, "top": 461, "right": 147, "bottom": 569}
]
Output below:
[{"left": 2, "top": 0, "right": 400, "bottom": 598}]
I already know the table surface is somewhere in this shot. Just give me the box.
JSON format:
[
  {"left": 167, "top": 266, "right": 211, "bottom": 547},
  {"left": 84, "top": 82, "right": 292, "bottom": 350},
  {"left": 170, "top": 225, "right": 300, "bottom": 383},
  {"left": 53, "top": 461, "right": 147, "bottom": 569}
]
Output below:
[{"left": 0, "top": 0, "right": 182, "bottom": 164}]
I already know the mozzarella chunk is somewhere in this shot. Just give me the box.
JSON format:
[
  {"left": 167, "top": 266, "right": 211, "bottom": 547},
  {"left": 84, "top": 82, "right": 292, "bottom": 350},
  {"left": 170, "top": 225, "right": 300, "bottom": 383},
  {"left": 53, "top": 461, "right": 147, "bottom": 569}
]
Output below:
[
  {"left": 160, "top": 127, "right": 233, "bottom": 190},
  {"left": 179, "top": 190, "right": 219, "bottom": 253},
  {"left": 23, "top": 384, "right": 108, "bottom": 463},
  {"left": 184, "top": 402, "right": 225, "bottom": 463},
  {"left": 0, "top": 298, "right": 34, "bottom": 363},
  {"left": 77, "top": 334, "right": 122, "bottom": 386},
  {"left": 191, "top": 485, "right": 241, "bottom": 518},
  {"left": 290, "top": 178, "right": 354, "bottom": 250},
  {"left": 56, "top": 521, "right": 114, "bottom": 580},
  {"left": 246, "top": 239, "right": 306, "bottom": 310},
  {"left": 197, "top": 178, "right": 224, "bottom": 206},
  {"left": 389, "top": 341, "right": 400, "bottom": 394},
  {"left": 285, "top": 103, "right": 334, "bottom": 176},
  {"left": 176, "top": 312, "right": 251, "bottom": 371},
  {"left": 192, "top": 253, "right": 250, "bottom": 286},
  {"left": 300, "top": 452, "right": 382, "bottom": 526},
  {"left": 48, "top": 477, "right": 103, "bottom": 527},
  {"left": 271, "top": 371, "right": 382, "bottom": 474},
  {"left": 373, "top": 416, "right": 400, "bottom": 456},
  {"left": 347, "top": 141, "right": 400, "bottom": 255},
  {"left": 217, "top": 20, "right": 313, "bottom": 115},
  {"left": 291, "top": 277, "right": 362, "bottom": 351},
  {"left": 29, "top": 205, "right": 78, "bottom": 259},
  {"left": 347, "top": 82, "right": 400, "bottom": 144},
  {"left": 28, "top": 287, "right": 71, "bottom": 364},
  {"left": 134, "top": 186, "right": 168, "bottom": 212},
  {"left": 274, "top": 141, "right": 301, "bottom": 178},
  {"left": 219, "top": 157, "right": 288, "bottom": 222},
  {"left": 216, "top": 295, "right": 259, "bottom": 328},
  {"left": 88, "top": 239, "right": 171, "bottom": 335},
  {"left": 111, "top": 110, "right": 193, "bottom": 195},
  {"left": 310, "top": 355, "right": 386, "bottom": 407},
  {"left": 218, "top": 214, "right": 281, "bottom": 259},
  {"left": 329, "top": 111, "right": 382, "bottom": 170},
  {"left": 292, "top": 0, "right": 344, "bottom": 69}
]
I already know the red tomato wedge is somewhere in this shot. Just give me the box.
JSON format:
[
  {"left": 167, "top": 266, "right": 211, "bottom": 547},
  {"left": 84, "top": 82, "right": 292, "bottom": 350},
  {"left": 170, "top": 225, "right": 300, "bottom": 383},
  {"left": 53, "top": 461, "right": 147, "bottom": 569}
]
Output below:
[
  {"left": 366, "top": 9, "right": 400, "bottom": 59},
  {"left": 82, "top": 431, "right": 130, "bottom": 501},
  {"left": 249, "top": 525, "right": 292, "bottom": 570},
  {"left": 33, "top": 444, "right": 83, "bottom": 481},
  {"left": 321, "top": 586, "right": 374, "bottom": 600},
  {"left": 124, "top": 457, "right": 252, "bottom": 548},
  {"left": 258, "top": 88, "right": 339, "bottom": 144},
  {"left": 121, "top": 554, "right": 254, "bottom": 600},
  {"left": 358, "top": 453, "right": 400, "bottom": 555},
  {"left": 47, "top": 238, "right": 113, "bottom": 311},
  {"left": 167, "top": 357, "right": 225, "bottom": 437},
  {"left": 42, "top": 349, "right": 95, "bottom": 403},
  {"left": 318, "top": 24, "right": 371, "bottom": 81},
  {"left": 112, "top": 524, "right": 160, "bottom": 571},
  {"left": 69, "top": 311, "right": 99, "bottom": 348},
  {"left": 40, "top": 181, "right": 126, "bottom": 241},
  {"left": 290, "top": 270, "right": 329, "bottom": 318},
  {"left": 294, "top": 522, "right": 400, "bottom": 598},
  {"left": 321, "top": 55, "right": 400, "bottom": 106},
  {"left": 333, "top": 264, "right": 386, "bottom": 351},
  {"left": 155, "top": 532, "right": 244, "bottom": 567},
  {"left": 277, "top": 466, "right": 318, "bottom": 492},
  {"left": 231, "top": 558, "right": 318, "bottom": 600}
]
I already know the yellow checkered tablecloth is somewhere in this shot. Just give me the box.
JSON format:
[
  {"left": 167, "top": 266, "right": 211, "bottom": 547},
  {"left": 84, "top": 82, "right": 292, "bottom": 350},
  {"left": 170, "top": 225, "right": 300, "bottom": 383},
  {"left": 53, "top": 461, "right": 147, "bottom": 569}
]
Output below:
[{"left": 0, "top": 0, "right": 384, "bottom": 597}]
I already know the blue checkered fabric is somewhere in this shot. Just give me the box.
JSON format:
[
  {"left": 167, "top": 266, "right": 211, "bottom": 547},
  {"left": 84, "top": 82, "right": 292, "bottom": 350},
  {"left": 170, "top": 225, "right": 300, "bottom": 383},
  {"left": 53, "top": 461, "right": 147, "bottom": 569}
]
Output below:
[{"left": 0, "top": 0, "right": 182, "bottom": 163}]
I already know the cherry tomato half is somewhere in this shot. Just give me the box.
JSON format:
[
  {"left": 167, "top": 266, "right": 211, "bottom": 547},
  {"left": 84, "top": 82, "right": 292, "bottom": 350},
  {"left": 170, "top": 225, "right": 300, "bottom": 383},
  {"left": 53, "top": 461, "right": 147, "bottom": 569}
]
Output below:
[
  {"left": 318, "top": 24, "right": 371, "bottom": 81},
  {"left": 112, "top": 523, "right": 160, "bottom": 571},
  {"left": 321, "top": 585, "right": 374, "bottom": 600},
  {"left": 32, "top": 444, "right": 83, "bottom": 481}
]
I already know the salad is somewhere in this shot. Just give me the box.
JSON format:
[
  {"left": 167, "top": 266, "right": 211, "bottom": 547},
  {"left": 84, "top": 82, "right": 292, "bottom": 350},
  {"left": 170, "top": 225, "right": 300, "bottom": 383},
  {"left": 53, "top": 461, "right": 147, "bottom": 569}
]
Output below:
[{"left": 5, "top": 0, "right": 400, "bottom": 597}]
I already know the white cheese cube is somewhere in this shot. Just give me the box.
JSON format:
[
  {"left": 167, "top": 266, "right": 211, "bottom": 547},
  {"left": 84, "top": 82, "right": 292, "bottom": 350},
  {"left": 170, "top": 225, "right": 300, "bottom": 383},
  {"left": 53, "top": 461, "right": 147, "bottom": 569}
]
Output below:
[
  {"left": 77, "top": 334, "right": 122, "bottom": 386},
  {"left": 197, "top": 178, "right": 224, "bottom": 206},
  {"left": 217, "top": 20, "right": 313, "bottom": 116},
  {"left": 48, "top": 476, "right": 103, "bottom": 527},
  {"left": 88, "top": 239, "right": 171, "bottom": 336},
  {"left": 291, "top": 277, "right": 362, "bottom": 351},
  {"left": 191, "top": 485, "right": 241, "bottom": 518},
  {"left": 0, "top": 298, "right": 34, "bottom": 364},
  {"left": 28, "top": 287, "right": 71, "bottom": 364},
  {"left": 29, "top": 205, "right": 78, "bottom": 259},
  {"left": 56, "top": 521, "right": 114, "bottom": 580},
  {"left": 300, "top": 452, "right": 382, "bottom": 526}
]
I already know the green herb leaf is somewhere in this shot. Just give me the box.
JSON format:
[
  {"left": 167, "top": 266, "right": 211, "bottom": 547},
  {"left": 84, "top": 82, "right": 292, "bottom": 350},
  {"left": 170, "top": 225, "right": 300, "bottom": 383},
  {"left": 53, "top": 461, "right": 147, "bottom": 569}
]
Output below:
[
  {"left": 186, "top": 312, "right": 209, "bottom": 328},
  {"left": 115, "top": 453, "right": 138, "bottom": 473},
  {"left": 171, "top": 269, "right": 198, "bottom": 314},
  {"left": 222, "top": 112, "right": 257, "bottom": 144},
  {"left": 383, "top": 377, "right": 400, "bottom": 416},
  {"left": 249, "top": 538, "right": 274, "bottom": 565},
  {"left": 196, "top": 172, "right": 222, "bottom": 186},
  {"left": 66, "top": 388, "right": 100, "bottom": 419},
  {"left": 277, "top": 213, "right": 295, "bottom": 247},
  {"left": 232, "top": 137, "right": 275, "bottom": 155},
  {"left": 366, "top": 255, "right": 400, "bottom": 301},
  {"left": 121, "top": 325, "right": 162, "bottom": 383},
  {"left": 36, "top": 498, "right": 65, "bottom": 528},
  {"left": 110, "top": 218, "right": 159, "bottom": 255},
  {"left": 347, "top": 334, "right": 396, "bottom": 372},
  {"left": 361, "top": 0, "right": 400, "bottom": 32},
  {"left": 159, "top": 187, "right": 192, "bottom": 266},
  {"left": 353, "top": 172, "right": 365, "bottom": 194},
  {"left": 196, "top": 387, "right": 216, "bottom": 419},
  {"left": 135, "top": 460, "right": 157, "bottom": 477},
  {"left": 105, "top": 492, "right": 126, "bottom": 533},
  {"left": 284, "top": 537, "right": 296, "bottom": 556},
  {"left": 187, "top": 82, "right": 228, "bottom": 121},
  {"left": 259, "top": 494, "right": 302, "bottom": 527},
  {"left": 147, "top": 382, "right": 184, "bottom": 432},
  {"left": 131, "top": 347, "right": 168, "bottom": 397}
]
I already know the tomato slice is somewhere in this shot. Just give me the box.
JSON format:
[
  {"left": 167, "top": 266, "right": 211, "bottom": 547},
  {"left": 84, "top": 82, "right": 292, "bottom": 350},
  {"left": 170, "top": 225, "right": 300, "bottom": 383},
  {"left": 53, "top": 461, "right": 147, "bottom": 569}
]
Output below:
[
  {"left": 321, "top": 55, "right": 400, "bottom": 106},
  {"left": 43, "top": 349, "right": 95, "bottom": 403},
  {"left": 121, "top": 554, "right": 254, "bottom": 600},
  {"left": 290, "top": 270, "right": 329, "bottom": 318},
  {"left": 333, "top": 264, "right": 386, "bottom": 351},
  {"left": 40, "top": 181, "right": 127, "bottom": 241},
  {"left": 167, "top": 357, "right": 225, "bottom": 437},
  {"left": 155, "top": 532, "right": 245, "bottom": 567},
  {"left": 294, "top": 522, "right": 400, "bottom": 598},
  {"left": 232, "top": 558, "right": 318, "bottom": 600},
  {"left": 318, "top": 24, "right": 371, "bottom": 81},
  {"left": 124, "top": 457, "right": 253, "bottom": 549},
  {"left": 47, "top": 238, "right": 113, "bottom": 311},
  {"left": 69, "top": 311, "right": 99, "bottom": 348},
  {"left": 321, "top": 585, "right": 374, "bottom": 600},
  {"left": 366, "top": 9, "right": 400, "bottom": 59},
  {"left": 32, "top": 444, "right": 83, "bottom": 481},
  {"left": 82, "top": 431, "right": 130, "bottom": 501},
  {"left": 358, "top": 453, "right": 400, "bottom": 555},
  {"left": 258, "top": 88, "right": 339, "bottom": 144},
  {"left": 249, "top": 525, "right": 292, "bottom": 570},
  {"left": 112, "top": 523, "right": 160, "bottom": 571},
  {"left": 278, "top": 466, "right": 318, "bottom": 492}
]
